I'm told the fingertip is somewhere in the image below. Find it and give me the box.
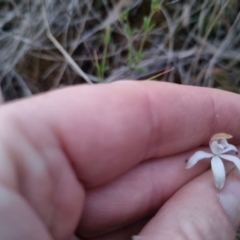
[219,169,240,230]
[137,170,236,240]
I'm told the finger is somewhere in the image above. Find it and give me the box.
[0,127,84,240]
[136,168,240,239]
[77,148,211,237]
[0,186,53,240]
[1,81,240,187]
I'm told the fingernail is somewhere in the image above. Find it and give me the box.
[132,236,141,240]
[218,172,240,230]
[132,236,146,240]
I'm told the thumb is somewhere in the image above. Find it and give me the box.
[135,169,240,240]
[219,168,240,232]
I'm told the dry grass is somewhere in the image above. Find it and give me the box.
[0,0,240,100]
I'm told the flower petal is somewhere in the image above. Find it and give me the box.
[211,133,232,140]
[220,144,238,154]
[220,154,240,170]
[211,156,226,190]
[210,140,223,155]
[186,151,213,169]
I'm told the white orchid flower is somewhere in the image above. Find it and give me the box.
[186,133,240,190]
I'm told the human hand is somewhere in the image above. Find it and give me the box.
[0,81,239,240]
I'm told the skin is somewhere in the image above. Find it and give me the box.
[0,81,239,240]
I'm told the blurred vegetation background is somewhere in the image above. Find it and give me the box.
[0,0,240,239]
[0,0,240,101]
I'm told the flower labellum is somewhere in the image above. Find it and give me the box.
[186,133,240,190]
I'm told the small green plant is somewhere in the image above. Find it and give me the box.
[121,0,161,71]
[94,27,111,82]
[121,8,135,68]
[137,1,159,59]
